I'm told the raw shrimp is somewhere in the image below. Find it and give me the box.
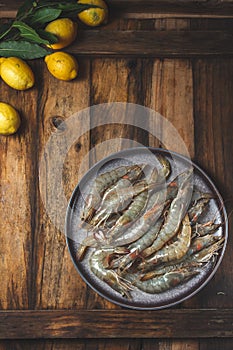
[126,267,200,294]
[77,190,156,259]
[142,169,193,258]
[113,218,164,272]
[100,186,165,243]
[140,261,201,281]
[89,178,134,227]
[156,154,171,181]
[107,198,170,248]
[89,248,133,298]
[90,168,158,228]
[191,188,213,204]
[189,237,224,263]
[139,214,192,270]
[192,221,222,237]
[186,231,223,256]
[140,231,224,281]
[81,164,144,223]
[188,198,210,225]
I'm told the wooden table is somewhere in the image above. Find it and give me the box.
[0,1,233,349]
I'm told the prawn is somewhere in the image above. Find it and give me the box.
[140,231,224,281]
[81,164,144,223]
[77,189,154,260]
[191,188,213,204]
[186,230,223,256]
[89,248,133,298]
[113,218,164,272]
[126,266,199,294]
[139,214,192,271]
[107,198,170,248]
[188,197,210,225]
[90,168,158,228]
[192,221,222,237]
[142,169,193,258]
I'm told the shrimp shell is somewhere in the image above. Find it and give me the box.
[192,221,222,237]
[89,249,133,298]
[114,218,164,272]
[139,214,191,270]
[142,169,193,258]
[126,267,200,294]
[108,198,170,248]
[82,164,144,223]
[188,198,210,225]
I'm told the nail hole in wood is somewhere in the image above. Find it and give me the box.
[51,116,67,131]
[75,142,82,152]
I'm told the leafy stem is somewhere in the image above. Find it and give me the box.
[0,0,101,59]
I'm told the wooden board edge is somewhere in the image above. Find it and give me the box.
[0,309,233,339]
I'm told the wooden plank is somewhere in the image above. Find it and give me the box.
[147,59,194,157]
[171,341,200,350]
[0,61,39,310]
[0,339,143,350]
[145,20,196,349]
[33,59,91,309]
[0,309,233,339]
[65,30,233,57]
[1,0,233,18]
[200,338,233,350]
[192,59,233,309]
[85,18,150,309]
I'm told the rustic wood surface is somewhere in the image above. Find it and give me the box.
[0,309,233,339]
[0,1,233,349]
[1,0,233,18]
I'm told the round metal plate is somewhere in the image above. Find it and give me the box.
[65,147,228,310]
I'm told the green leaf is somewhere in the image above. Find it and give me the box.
[0,40,51,59]
[16,0,36,20]
[37,29,58,44]
[26,8,62,27]
[12,21,50,45]
[29,1,100,13]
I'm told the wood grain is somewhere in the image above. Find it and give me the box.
[0,3,233,350]
[1,0,233,18]
[66,29,233,57]
[0,61,39,310]
[192,59,233,309]
[0,339,143,350]
[33,59,91,310]
[0,309,233,339]
[147,59,194,157]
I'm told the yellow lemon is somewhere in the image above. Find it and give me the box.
[77,0,108,27]
[45,52,78,81]
[1,57,34,90]
[0,57,6,77]
[0,102,21,136]
[45,18,78,50]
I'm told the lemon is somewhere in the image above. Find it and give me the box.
[77,0,108,27]
[0,57,6,77]
[45,18,78,50]
[0,102,21,136]
[1,57,34,90]
[45,52,78,81]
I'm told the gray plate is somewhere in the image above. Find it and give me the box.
[65,147,228,310]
